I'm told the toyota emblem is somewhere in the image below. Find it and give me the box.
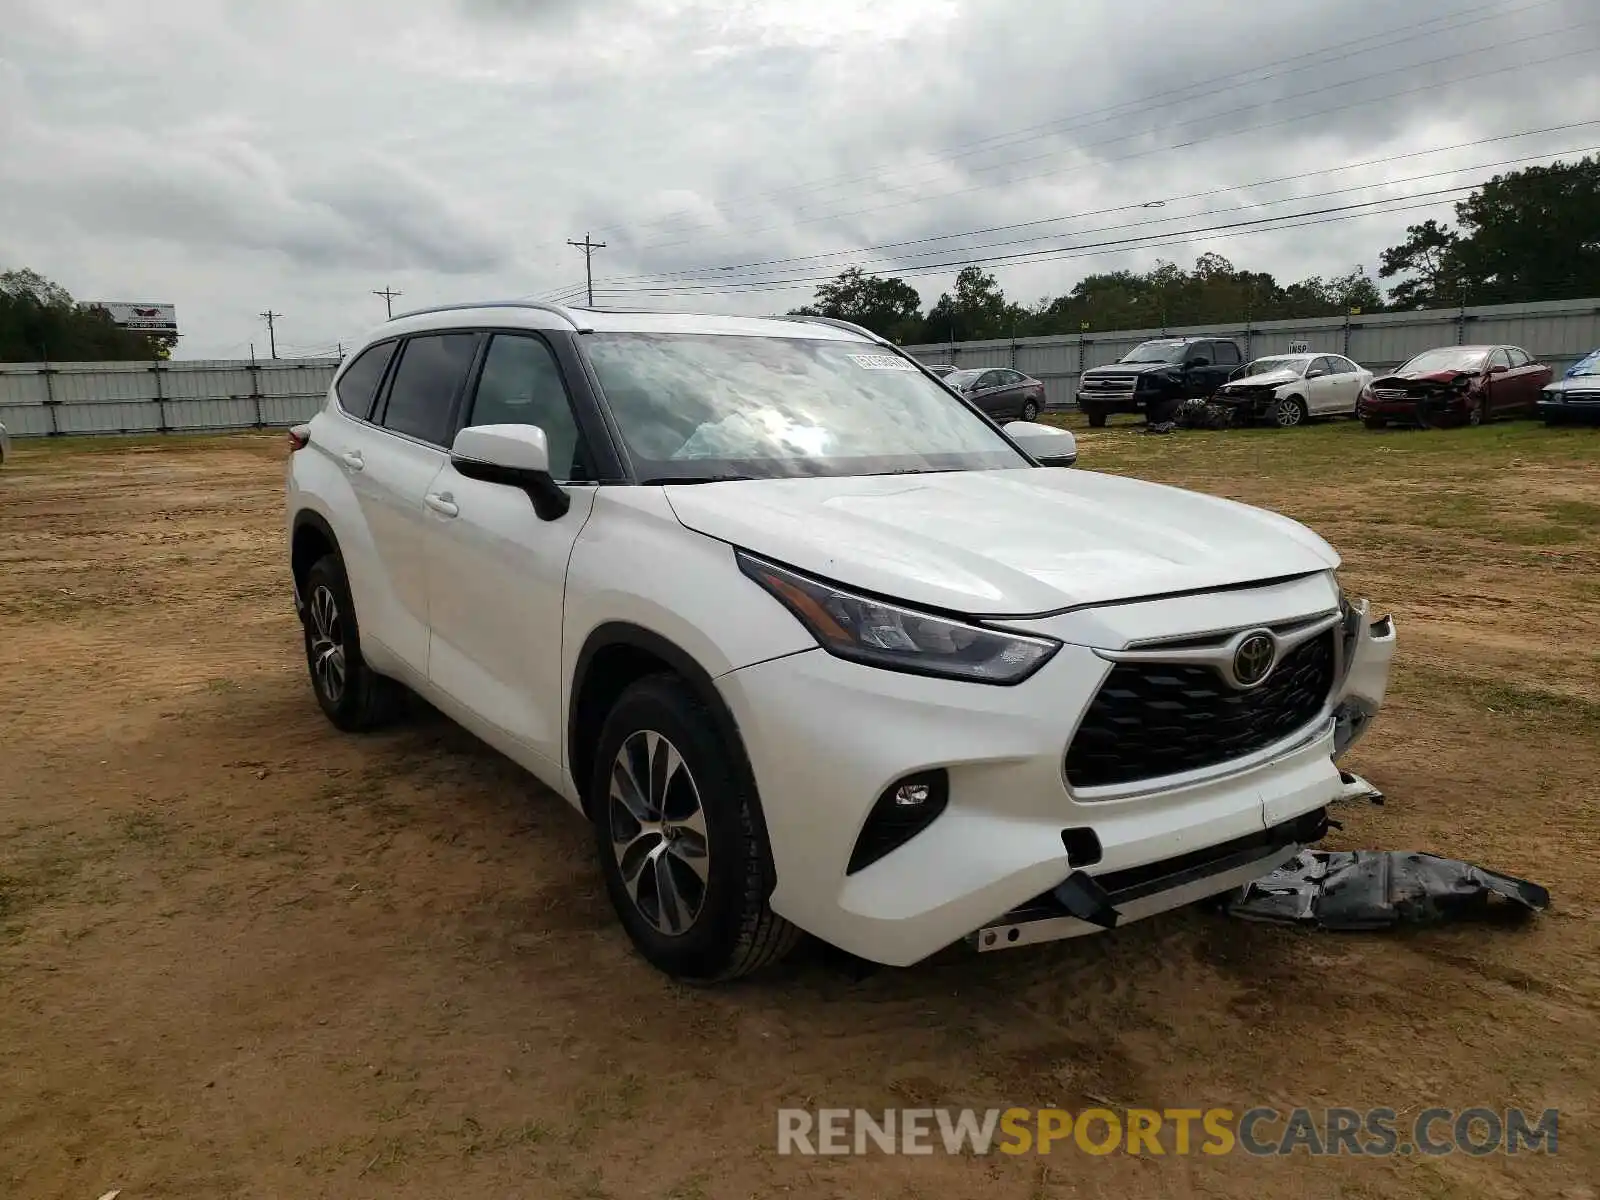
[1231,632,1277,688]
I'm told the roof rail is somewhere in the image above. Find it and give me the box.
[387,300,587,330]
[788,314,890,345]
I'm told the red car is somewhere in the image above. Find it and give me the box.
[1358,345,1552,429]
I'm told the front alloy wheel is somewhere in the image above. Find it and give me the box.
[608,730,710,936]
[1272,395,1306,428]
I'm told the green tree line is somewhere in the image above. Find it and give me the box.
[0,269,175,362]
[792,156,1600,344]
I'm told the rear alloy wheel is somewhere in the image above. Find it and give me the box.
[1021,398,1040,421]
[1271,395,1308,428]
[593,674,799,981]
[301,554,405,732]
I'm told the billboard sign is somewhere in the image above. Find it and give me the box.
[88,301,178,334]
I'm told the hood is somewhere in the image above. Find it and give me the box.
[664,469,1339,616]
[1083,361,1176,376]
[1546,375,1600,393]
[1375,368,1475,387]
[1223,368,1299,390]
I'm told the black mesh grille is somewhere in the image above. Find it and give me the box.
[1065,632,1336,790]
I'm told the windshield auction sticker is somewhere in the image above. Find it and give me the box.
[848,353,919,371]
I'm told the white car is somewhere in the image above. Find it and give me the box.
[1215,353,1374,427]
[285,303,1395,981]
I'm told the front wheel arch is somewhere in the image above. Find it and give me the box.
[569,622,778,897]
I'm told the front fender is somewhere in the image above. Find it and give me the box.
[1332,598,1396,757]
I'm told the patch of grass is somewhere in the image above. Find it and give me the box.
[1497,523,1586,546]
[1396,666,1600,730]
[1542,499,1600,526]
[110,809,172,846]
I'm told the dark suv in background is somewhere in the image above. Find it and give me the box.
[1076,337,1243,426]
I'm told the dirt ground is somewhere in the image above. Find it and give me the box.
[2,420,1598,1199]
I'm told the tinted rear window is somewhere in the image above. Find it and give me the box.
[380,334,480,446]
[336,341,396,419]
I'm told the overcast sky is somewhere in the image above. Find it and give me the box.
[3,0,1598,358]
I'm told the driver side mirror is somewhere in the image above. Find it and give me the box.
[1004,420,1078,467]
[1489,363,1509,374]
[450,423,570,521]
[1305,367,1328,379]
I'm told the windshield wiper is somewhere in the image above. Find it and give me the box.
[639,474,757,485]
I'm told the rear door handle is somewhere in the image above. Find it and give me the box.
[341,451,364,472]
[424,492,459,518]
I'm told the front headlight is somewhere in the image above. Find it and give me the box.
[736,551,1061,685]
[1541,389,1558,403]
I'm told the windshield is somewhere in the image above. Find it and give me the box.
[1400,348,1488,374]
[1118,340,1189,364]
[944,369,985,388]
[1567,349,1600,377]
[1244,356,1309,377]
[581,333,1029,482]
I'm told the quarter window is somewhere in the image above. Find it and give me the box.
[379,334,480,446]
[1211,341,1241,366]
[336,341,396,420]
[466,334,588,482]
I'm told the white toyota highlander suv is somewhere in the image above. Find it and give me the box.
[285,302,1396,981]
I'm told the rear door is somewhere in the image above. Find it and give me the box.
[1326,356,1365,413]
[1504,347,1544,414]
[423,331,596,770]
[352,331,482,676]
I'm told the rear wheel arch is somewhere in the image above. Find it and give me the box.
[569,622,778,896]
[291,510,345,607]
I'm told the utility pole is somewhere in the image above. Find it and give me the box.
[260,311,280,359]
[566,233,606,306]
[373,286,402,319]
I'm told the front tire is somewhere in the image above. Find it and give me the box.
[301,555,405,732]
[1271,395,1308,428]
[1468,396,1487,426]
[592,674,799,981]
[1082,403,1107,428]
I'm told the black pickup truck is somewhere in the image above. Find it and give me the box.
[1076,336,1244,426]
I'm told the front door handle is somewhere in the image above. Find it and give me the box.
[341,451,364,472]
[424,492,459,518]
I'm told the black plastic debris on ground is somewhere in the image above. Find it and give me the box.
[1223,850,1550,930]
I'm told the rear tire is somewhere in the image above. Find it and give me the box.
[301,555,406,732]
[1021,398,1040,422]
[1083,404,1107,428]
[592,674,800,982]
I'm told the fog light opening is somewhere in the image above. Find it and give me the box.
[1061,827,1103,867]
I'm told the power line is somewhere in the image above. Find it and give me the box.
[566,234,607,306]
[619,30,1598,259]
[579,127,1600,290]
[584,0,1537,240]
[593,185,1489,299]
[373,286,403,319]
[259,311,280,359]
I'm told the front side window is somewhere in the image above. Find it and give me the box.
[336,340,396,420]
[1489,348,1513,371]
[580,334,1029,482]
[466,334,587,481]
[1506,347,1532,368]
[380,333,480,446]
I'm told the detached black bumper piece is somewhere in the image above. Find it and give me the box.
[1223,849,1549,929]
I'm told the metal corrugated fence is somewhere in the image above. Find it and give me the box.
[0,358,339,438]
[2,296,1597,435]
[905,297,1600,410]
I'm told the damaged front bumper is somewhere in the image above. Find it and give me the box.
[1332,597,1395,757]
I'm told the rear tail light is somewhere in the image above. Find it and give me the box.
[288,425,310,451]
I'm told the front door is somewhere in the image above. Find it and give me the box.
[424,331,594,770]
